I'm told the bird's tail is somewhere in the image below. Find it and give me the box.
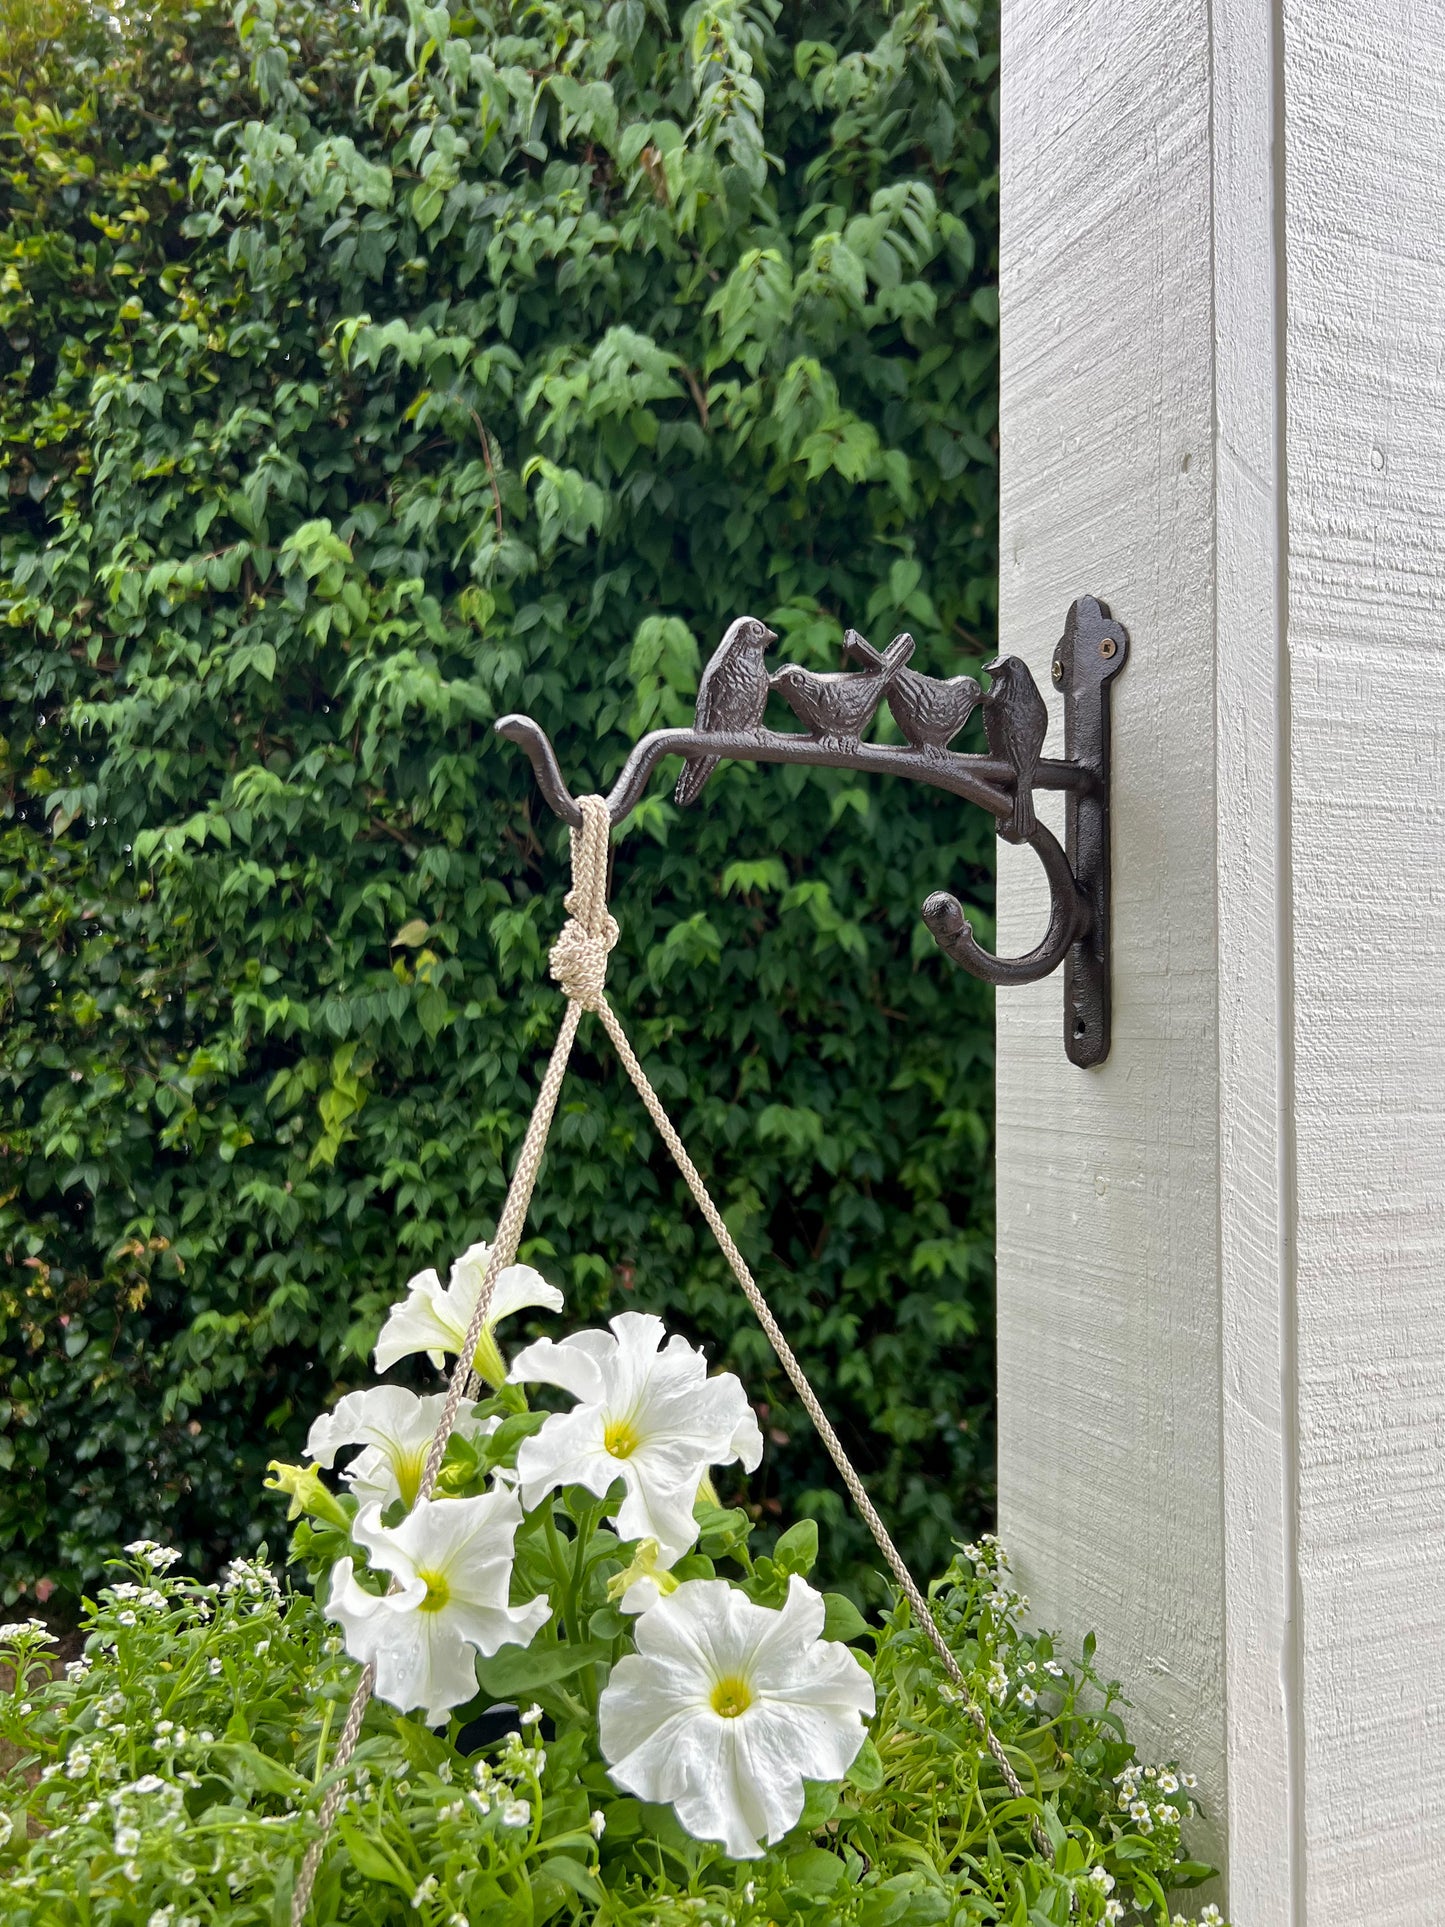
[880,631,915,676]
[842,628,883,670]
[1006,790,1037,842]
[673,755,719,807]
[843,629,914,680]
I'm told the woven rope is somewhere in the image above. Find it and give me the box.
[291,795,1042,1918]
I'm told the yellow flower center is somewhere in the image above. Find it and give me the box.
[415,1568,450,1614]
[603,1414,642,1460]
[394,1448,426,1512]
[710,1676,753,1720]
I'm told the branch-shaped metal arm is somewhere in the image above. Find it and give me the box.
[495,597,1128,1065]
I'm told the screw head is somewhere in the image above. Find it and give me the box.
[1051,659,1064,684]
[1100,637,1118,659]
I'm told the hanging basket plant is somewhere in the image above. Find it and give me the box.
[1,809,1230,1926]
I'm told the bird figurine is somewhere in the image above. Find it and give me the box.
[981,655,1048,841]
[770,631,914,744]
[844,631,981,755]
[673,615,778,806]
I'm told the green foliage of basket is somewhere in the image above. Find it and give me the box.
[0,1539,1227,1926]
[0,0,1001,1604]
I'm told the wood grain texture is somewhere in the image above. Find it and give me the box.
[1000,0,1445,1914]
[1213,0,1300,1917]
[996,0,1226,1869]
[1284,2,1445,1915]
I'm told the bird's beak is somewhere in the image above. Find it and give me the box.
[762,627,778,645]
[982,656,1003,676]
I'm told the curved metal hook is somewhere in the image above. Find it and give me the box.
[495,715,587,828]
[921,821,1089,987]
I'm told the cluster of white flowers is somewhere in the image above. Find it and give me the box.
[0,1617,57,1646]
[124,1540,183,1571]
[303,1240,873,1857]
[220,1556,281,1603]
[1113,1761,1192,1836]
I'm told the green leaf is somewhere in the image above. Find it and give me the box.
[822,1592,869,1642]
[786,1846,848,1895]
[536,1857,603,1905]
[773,1518,819,1576]
[844,1736,884,1791]
[336,1819,413,1892]
[473,1639,610,1699]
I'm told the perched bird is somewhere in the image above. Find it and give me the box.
[673,616,777,806]
[845,631,981,754]
[770,631,914,743]
[982,655,1048,841]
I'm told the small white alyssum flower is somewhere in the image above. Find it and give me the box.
[0,1619,56,1646]
[510,1312,763,1563]
[327,1486,549,1726]
[374,1240,563,1388]
[589,1808,606,1838]
[305,1385,492,1513]
[124,1541,182,1571]
[598,1574,873,1859]
[500,1798,532,1828]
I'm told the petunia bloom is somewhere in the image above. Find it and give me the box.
[305,1385,493,1513]
[326,1488,549,1726]
[509,1311,763,1563]
[374,1240,563,1388]
[598,1575,874,1858]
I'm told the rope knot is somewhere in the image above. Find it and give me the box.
[548,793,618,1010]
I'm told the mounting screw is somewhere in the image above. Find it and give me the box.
[1100,637,1118,659]
[1051,660,1064,684]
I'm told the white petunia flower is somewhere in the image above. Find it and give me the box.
[510,1312,763,1563]
[598,1575,873,1860]
[305,1386,493,1513]
[326,1488,549,1726]
[607,1537,683,1615]
[374,1241,563,1388]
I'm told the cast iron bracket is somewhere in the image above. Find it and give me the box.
[497,595,1128,1067]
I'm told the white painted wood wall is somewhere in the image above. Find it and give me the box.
[996,0,1445,1917]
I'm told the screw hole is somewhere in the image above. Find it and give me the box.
[1073,1018,1087,1037]
[1099,637,1118,660]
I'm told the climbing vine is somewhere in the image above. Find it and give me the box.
[0,0,1000,1604]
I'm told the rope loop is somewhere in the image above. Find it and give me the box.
[548,794,618,1009]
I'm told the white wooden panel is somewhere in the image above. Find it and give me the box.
[1213,0,1300,1916]
[1284,3,1445,1915]
[996,0,1226,1863]
[1000,0,1445,1914]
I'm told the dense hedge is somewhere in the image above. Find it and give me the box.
[0,0,1000,1606]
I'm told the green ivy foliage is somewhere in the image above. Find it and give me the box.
[0,0,1000,1606]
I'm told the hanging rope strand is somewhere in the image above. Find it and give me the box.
[588,991,1042,1832]
[289,806,612,1923]
[292,794,1043,1920]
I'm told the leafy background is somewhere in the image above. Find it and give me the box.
[0,0,1000,1608]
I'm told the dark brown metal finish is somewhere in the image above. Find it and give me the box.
[495,595,1128,1066]
[1050,595,1129,1067]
